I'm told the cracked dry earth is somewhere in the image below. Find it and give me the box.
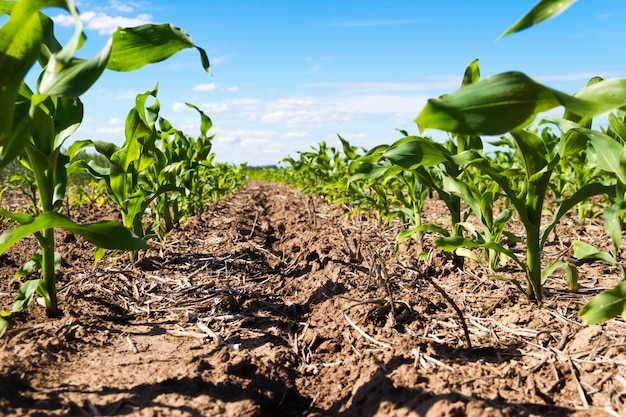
[0,179,625,417]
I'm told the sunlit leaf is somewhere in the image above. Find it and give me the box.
[107,24,210,74]
[570,240,616,265]
[585,128,626,184]
[38,41,111,96]
[435,236,523,268]
[381,136,448,169]
[580,280,626,325]
[417,72,626,136]
[461,58,480,86]
[566,263,579,291]
[0,212,148,255]
[501,0,577,38]
[11,279,42,312]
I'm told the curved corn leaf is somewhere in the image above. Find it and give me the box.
[381,136,448,169]
[10,279,42,313]
[540,182,615,249]
[0,212,148,255]
[607,112,626,142]
[566,263,579,291]
[603,204,626,255]
[435,236,523,268]
[571,240,617,265]
[417,72,626,136]
[186,102,213,137]
[0,207,34,224]
[107,24,210,74]
[37,40,111,96]
[585,127,626,184]
[14,249,60,279]
[580,280,626,325]
[501,0,577,38]
[0,0,53,146]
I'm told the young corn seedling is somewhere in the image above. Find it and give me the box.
[350,134,475,268]
[350,61,485,267]
[0,0,210,336]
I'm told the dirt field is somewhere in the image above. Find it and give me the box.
[0,180,624,416]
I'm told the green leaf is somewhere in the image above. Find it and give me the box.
[461,58,480,86]
[580,280,626,325]
[542,258,565,284]
[0,318,7,338]
[540,182,614,248]
[0,0,46,146]
[510,130,549,177]
[566,263,579,291]
[0,212,149,255]
[501,0,577,38]
[11,279,42,312]
[604,204,625,255]
[607,112,626,142]
[0,207,35,224]
[435,236,523,268]
[37,40,111,96]
[186,102,213,136]
[585,129,626,184]
[570,240,616,265]
[107,24,210,74]
[416,72,560,135]
[455,247,482,265]
[417,72,626,136]
[14,249,61,279]
[94,247,107,263]
[382,136,448,169]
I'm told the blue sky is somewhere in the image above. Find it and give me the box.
[40,0,626,165]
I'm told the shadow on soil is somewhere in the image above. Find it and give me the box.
[314,355,579,417]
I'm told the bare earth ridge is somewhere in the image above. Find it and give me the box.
[0,180,624,416]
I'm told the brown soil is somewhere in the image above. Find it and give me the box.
[0,180,625,417]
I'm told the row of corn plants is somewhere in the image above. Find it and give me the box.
[277,1,626,326]
[68,87,246,260]
[0,0,215,336]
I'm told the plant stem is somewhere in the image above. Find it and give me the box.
[41,227,59,317]
[25,147,60,316]
[450,194,465,269]
[525,222,542,302]
[525,170,551,302]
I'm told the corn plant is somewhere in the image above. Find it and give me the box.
[69,87,178,257]
[349,62,489,267]
[414,55,626,305]
[153,103,244,224]
[0,0,210,336]
[72,89,245,256]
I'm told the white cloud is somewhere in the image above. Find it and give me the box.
[172,102,188,113]
[107,117,123,125]
[534,70,626,83]
[193,83,217,92]
[242,138,271,146]
[109,0,135,13]
[96,126,124,134]
[281,132,309,139]
[224,86,239,93]
[200,103,229,113]
[52,11,152,35]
